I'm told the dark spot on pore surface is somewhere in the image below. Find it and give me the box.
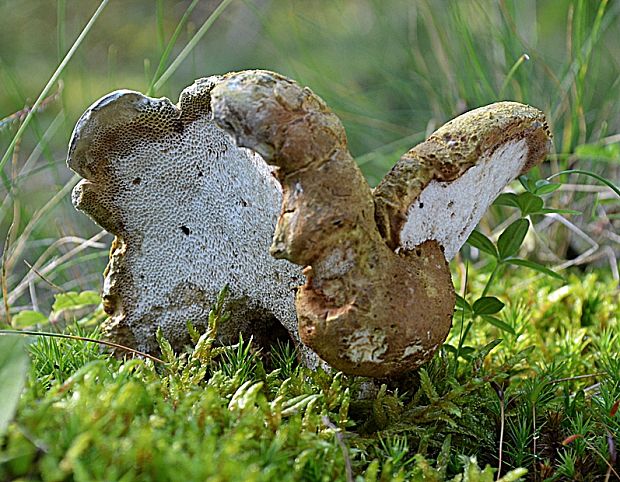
[419,202,424,208]
[180,225,191,235]
[132,177,141,185]
[173,120,184,133]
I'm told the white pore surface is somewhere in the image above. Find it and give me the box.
[114,116,305,345]
[399,139,528,260]
[71,88,309,357]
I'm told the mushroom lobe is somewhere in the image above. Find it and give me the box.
[374,102,552,258]
[212,71,551,377]
[211,70,456,377]
[66,77,314,364]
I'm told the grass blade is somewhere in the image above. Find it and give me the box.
[0,330,165,364]
[547,169,620,197]
[500,53,530,97]
[0,336,29,436]
[0,0,109,173]
[152,0,234,93]
[147,0,201,96]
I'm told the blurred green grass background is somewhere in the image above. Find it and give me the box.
[1,0,618,315]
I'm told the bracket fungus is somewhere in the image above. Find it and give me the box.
[66,77,309,360]
[211,70,552,377]
[67,69,551,378]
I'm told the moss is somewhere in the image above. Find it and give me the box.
[1,270,618,481]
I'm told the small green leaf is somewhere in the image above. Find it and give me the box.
[534,182,561,195]
[458,346,476,356]
[493,193,520,208]
[459,346,476,360]
[518,175,536,193]
[156,327,176,364]
[473,296,505,315]
[11,310,47,329]
[516,192,544,217]
[498,219,529,259]
[506,258,565,280]
[52,291,101,312]
[443,344,457,354]
[418,368,439,402]
[455,294,472,313]
[0,336,30,436]
[466,230,498,258]
[503,346,535,368]
[436,435,452,479]
[481,315,516,335]
[474,339,503,362]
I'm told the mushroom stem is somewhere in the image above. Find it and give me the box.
[212,71,455,377]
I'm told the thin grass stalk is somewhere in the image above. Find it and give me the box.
[499,54,530,98]
[496,386,505,481]
[1,223,14,326]
[0,0,109,174]
[0,329,165,364]
[56,0,66,62]
[0,111,66,221]
[156,0,165,54]
[147,0,201,96]
[6,231,107,310]
[152,0,234,92]
[553,0,612,148]
[548,170,620,197]
[6,175,80,271]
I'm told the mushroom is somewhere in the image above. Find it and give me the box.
[374,102,553,259]
[66,77,314,364]
[211,70,551,377]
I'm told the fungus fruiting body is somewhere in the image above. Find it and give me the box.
[68,70,551,378]
[211,70,551,377]
[374,102,552,259]
[67,78,311,363]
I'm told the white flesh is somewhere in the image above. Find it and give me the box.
[399,139,528,260]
